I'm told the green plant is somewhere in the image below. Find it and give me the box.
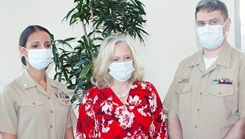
[52,0,149,104]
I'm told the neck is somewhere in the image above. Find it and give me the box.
[27,67,47,91]
[203,40,227,58]
[111,80,130,87]
[110,80,132,95]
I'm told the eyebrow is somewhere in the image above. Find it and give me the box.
[197,18,219,22]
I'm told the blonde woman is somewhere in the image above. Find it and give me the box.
[76,35,168,139]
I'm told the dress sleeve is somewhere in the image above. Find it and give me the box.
[76,89,96,139]
[149,83,168,139]
[0,85,18,134]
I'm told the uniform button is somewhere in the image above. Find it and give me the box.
[197,108,200,111]
[195,125,198,128]
[200,92,202,95]
[51,110,53,113]
[47,97,51,99]
[50,125,53,128]
[32,102,36,105]
[219,92,221,95]
[24,84,27,87]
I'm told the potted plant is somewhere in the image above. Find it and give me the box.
[52,0,149,105]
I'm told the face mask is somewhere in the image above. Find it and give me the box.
[197,21,227,50]
[25,49,53,70]
[109,60,135,82]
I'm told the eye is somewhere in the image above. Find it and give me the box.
[112,58,118,62]
[197,22,206,27]
[31,45,38,48]
[46,44,52,48]
[209,20,218,25]
[124,56,132,61]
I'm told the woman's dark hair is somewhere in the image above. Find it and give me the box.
[19,25,51,65]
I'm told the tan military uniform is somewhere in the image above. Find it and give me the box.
[0,69,77,139]
[164,43,245,139]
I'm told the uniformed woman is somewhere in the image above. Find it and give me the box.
[0,25,77,139]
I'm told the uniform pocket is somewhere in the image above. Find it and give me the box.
[207,85,234,116]
[175,83,192,112]
[19,100,46,126]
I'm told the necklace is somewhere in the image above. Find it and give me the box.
[114,89,130,98]
[111,84,132,99]
[111,83,132,99]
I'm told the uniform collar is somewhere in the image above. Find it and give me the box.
[20,69,57,90]
[187,43,231,69]
[21,69,37,89]
[187,50,203,68]
[215,43,231,68]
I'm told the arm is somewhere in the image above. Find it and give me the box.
[223,118,245,139]
[168,111,183,139]
[0,132,17,139]
[64,127,75,139]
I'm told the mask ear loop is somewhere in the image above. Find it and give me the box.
[23,48,31,64]
[23,48,29,58]
[223,19,228,38]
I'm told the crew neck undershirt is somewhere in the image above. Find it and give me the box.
[203,55,218,70]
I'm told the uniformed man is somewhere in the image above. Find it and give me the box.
[163,0,245,139]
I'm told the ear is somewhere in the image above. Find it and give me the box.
[224,18,231,32]
[19,46,26,57]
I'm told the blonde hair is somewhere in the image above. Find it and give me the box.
[92,35,144,89]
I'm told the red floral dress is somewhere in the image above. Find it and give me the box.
[76,81,168,139]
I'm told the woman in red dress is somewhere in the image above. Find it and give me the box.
[76,35,168,139]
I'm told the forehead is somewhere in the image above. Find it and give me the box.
[27,30,50,43]
[196,9,224,22]
[113,42,131,55]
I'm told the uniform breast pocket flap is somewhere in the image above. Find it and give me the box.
[208,85,234,97]
[175,83,192,94]
[175,83,192,112]
[21,100,45,107]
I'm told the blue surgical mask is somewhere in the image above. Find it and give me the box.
[25,49,53,70]
[109,60,134,82]
[197,21,227,50]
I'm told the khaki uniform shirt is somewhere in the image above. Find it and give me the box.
[0,69,77,139]
[164,43,245,139]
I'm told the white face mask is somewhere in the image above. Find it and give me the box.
[109,60,135,82]
[25,49,53,70]
[197,21,227,50]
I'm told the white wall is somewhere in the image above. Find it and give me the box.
[0,0,235,102]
